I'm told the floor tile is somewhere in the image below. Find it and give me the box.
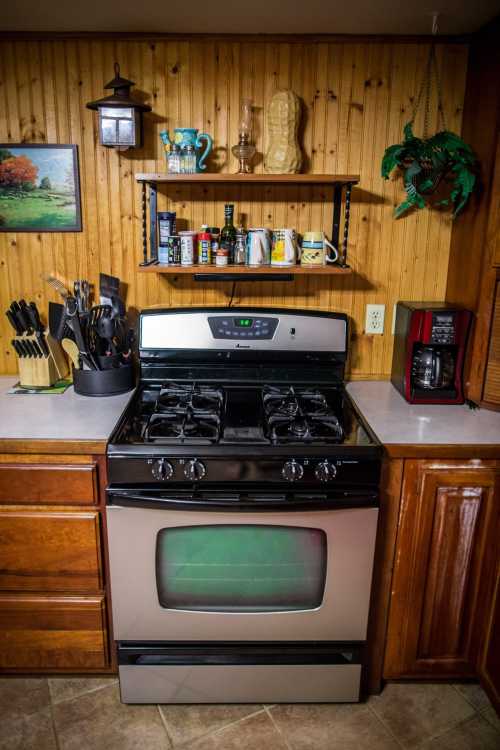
[0,678,50,721]
[0,707,57,750]
[369,683,476,749]
[269,702,400,750]
[188,711,289,750]
[159,703,264,746]
[52,684,170,750]
[48,676,118,704]
[453,682,492,711]
[418,714,500,749]
[481,705,500,733]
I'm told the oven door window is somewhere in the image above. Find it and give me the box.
[156,524,327,612]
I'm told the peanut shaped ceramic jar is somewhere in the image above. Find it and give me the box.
[265,89,302,173]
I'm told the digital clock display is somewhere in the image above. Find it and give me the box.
[234,318,253,327]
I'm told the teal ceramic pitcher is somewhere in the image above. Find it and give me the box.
[160,128,212,172]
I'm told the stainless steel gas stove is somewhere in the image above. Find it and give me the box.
[106,308,381,704]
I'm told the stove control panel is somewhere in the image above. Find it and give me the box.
[208,316,278,340]
[151,459,174,481]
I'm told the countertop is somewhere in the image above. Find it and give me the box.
[0,376,133,454]
[347,381,500,458]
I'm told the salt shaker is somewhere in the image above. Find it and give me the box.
[234,227,247,265]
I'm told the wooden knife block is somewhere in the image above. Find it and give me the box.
[15,333,69,388]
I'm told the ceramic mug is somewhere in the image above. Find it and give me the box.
[300,232,339,266]
[246,228,271,266]
[271,228,301,266]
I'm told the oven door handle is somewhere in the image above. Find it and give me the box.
[107,489,378,511]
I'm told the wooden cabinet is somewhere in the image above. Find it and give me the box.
[0,454,114,674]
[479,559,500,713]
[384,461,500,679]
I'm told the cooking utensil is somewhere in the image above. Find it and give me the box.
[42,274,70,299]
[10,301,30,334]
[65,296,96,370]
[26,302,50,357]
[96,315,117,355]
[62,338,80,370]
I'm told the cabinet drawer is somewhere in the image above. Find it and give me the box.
[0,508,102,591]
[0,464,98,505]
[0,594,108,670]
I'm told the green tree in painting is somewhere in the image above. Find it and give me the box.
[0,155,38,194]
[0,149,13,164]
[40,176,52,190]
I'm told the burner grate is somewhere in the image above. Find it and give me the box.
[262,385,344,444]
[143,382,224,444]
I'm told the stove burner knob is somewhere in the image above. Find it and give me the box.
[282,460,304,482]
[315,461,337,482]
[184,459,206,481]
[151,459,174,481]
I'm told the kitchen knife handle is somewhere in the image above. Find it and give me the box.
[6,309,23,335]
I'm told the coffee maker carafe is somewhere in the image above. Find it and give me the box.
[391,302,472,404]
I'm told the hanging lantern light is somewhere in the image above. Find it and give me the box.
[86,63,151,150]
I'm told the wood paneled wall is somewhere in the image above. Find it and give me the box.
[0,37,468,377]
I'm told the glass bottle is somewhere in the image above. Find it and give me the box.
[179,146,187,174]
[234,227,247,265]
[220,204,236,264]
[184,145,197,174]
[168,144,181,174]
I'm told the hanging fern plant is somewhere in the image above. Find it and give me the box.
[381,46,478,219]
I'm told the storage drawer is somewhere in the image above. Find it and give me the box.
[0,508,102,591]
[0,463,98,505]
[0,593,109,670]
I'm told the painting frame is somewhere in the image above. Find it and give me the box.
[0,143,82,233]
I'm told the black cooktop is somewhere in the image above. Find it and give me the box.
[113,381,374,449]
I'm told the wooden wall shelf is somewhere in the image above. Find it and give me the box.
[139,264,352,276]
[135,173,360,184]
[136,172,359,274]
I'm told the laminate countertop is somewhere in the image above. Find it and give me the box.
[0,376,134,454]
[347,381,500,458]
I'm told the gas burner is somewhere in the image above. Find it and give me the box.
[157,382,224,413]
[263,385,344,444]
[141,382,224,443]
[144,408,221,443]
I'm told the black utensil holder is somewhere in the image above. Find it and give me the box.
[73,364,134,397]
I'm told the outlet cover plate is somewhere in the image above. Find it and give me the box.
[366,304,385,335]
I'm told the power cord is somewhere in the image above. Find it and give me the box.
[228,281,237,307]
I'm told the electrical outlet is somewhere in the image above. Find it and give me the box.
[365,304,385,335]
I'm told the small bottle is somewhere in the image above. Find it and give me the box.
[179,146,187,174]
[233,227,247,265]
[220,204,236,264]
[168,144,181,174]
[197,231,212,265]
[185,144,197,174]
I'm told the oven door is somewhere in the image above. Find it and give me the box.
[106,489,378,643]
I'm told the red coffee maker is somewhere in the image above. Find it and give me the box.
[391,302,472,405]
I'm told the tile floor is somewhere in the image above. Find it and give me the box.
[0,677,498,750]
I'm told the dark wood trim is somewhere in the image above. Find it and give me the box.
[0,439,108,455]
[364,458,404,694]
[383,444,500,460]
[0,31,472,44]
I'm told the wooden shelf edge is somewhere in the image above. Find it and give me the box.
[138,265,353,275]
[135,173,360,184]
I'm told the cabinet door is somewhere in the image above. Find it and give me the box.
[384,460,500,678]
[0,508,102,591]
[478,558,500,713]
[0,463,98,505]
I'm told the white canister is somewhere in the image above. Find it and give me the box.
[179,231,197,266]
[246,229,271,266]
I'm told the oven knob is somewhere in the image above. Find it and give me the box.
[282,460,304,482]
[184,459,206,481]
[151,459,174,481]
[315,461,337,482]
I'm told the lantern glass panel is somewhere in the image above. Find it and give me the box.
[118,119,135,145]
[101,106,133,118]
[101,117,118,145]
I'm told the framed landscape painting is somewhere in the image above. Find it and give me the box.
[0,144,82,232]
